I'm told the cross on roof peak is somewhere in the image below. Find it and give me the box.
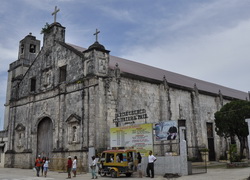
[52,6,60,23]
[93,29,100,42]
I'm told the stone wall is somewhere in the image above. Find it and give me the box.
[50,151,88,172]
[0,132,8,168]
[106,74,229,159]
[5,61,232,169]
[3,21,240,169]
[13,152,33,169]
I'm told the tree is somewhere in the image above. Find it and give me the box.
[214,100,250,159]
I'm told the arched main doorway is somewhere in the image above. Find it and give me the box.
[37,117,53,158]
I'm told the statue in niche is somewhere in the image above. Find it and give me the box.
[15,123,25,149]
[72,126,77,142]
[87,60,94,74]
[18,132,24,148]
[99,59,106,73]
[42,71,51,87]
[66,114,81,144]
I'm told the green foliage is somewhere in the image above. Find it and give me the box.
[215,100,250,139]
[199,148,209,152]
[215,100,250,159]
[187,156,199,162]
[41,23,51,34]
[229,144,241,162]
[219,155,227,160]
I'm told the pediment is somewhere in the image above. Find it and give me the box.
[66,114,81,124]
[15,123,25,131]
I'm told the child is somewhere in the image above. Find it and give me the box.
[43,157,49,178]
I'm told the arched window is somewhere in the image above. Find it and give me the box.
[30,44,36,53]
[21,44,24,54]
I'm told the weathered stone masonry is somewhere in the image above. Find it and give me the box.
[2,20,248,169]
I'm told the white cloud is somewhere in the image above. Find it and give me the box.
[122,19,250,92]
[96,6,137,23]
[0,45,18,72]
[0,0,250,130]
[0,74,7,130]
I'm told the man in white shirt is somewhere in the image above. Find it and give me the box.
[91,156,98,179]
[146,150,156,178]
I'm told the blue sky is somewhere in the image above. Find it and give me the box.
[1,0,250,130]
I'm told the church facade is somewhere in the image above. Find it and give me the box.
[2,18,249,169]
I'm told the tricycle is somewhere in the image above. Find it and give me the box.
[97,149,138,178]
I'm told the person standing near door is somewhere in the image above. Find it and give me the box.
[41,156,45,176]
[35,155,42,177]
[146,150,157,178]
[43,157,49,177]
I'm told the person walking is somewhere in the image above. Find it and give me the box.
[90,156,98,179]
[43,157,49,177]
[72,156,77,177]
[41,156,45,176]
[137,152,142,178]
[67,156,73,179]
[34,155,42,177]
[146,150,157,178]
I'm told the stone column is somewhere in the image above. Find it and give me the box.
[191,85,203,148]
[245,118,250,158]
[179,127,188,175]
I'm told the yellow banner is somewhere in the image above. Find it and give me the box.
[110,124,153,157]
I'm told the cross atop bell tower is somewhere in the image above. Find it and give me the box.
[52,6,60,23]
[42,6,65,48]
[93,29,100,42]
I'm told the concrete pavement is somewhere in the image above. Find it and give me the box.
[0,167,250,180]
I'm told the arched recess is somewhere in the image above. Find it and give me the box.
[37,117,53,158]
[66,114,81,144]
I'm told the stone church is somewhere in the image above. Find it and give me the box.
[1,11,249,169]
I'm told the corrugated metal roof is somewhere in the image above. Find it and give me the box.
[67,43,248,100]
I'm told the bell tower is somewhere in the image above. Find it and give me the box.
[18,33,40,61]
[83,29,110,77]
[4,33,40,129]
[42,22,65,48]
[42,6,65,49]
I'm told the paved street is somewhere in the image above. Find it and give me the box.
[0,167,250,180]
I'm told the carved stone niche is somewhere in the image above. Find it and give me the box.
[98,58,107,74]
[15,123,26,149]
[41,69,52,88]
[66,114,81,144]
[86,59,95,75]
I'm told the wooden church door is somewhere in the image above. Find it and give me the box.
[37,117,53,157]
